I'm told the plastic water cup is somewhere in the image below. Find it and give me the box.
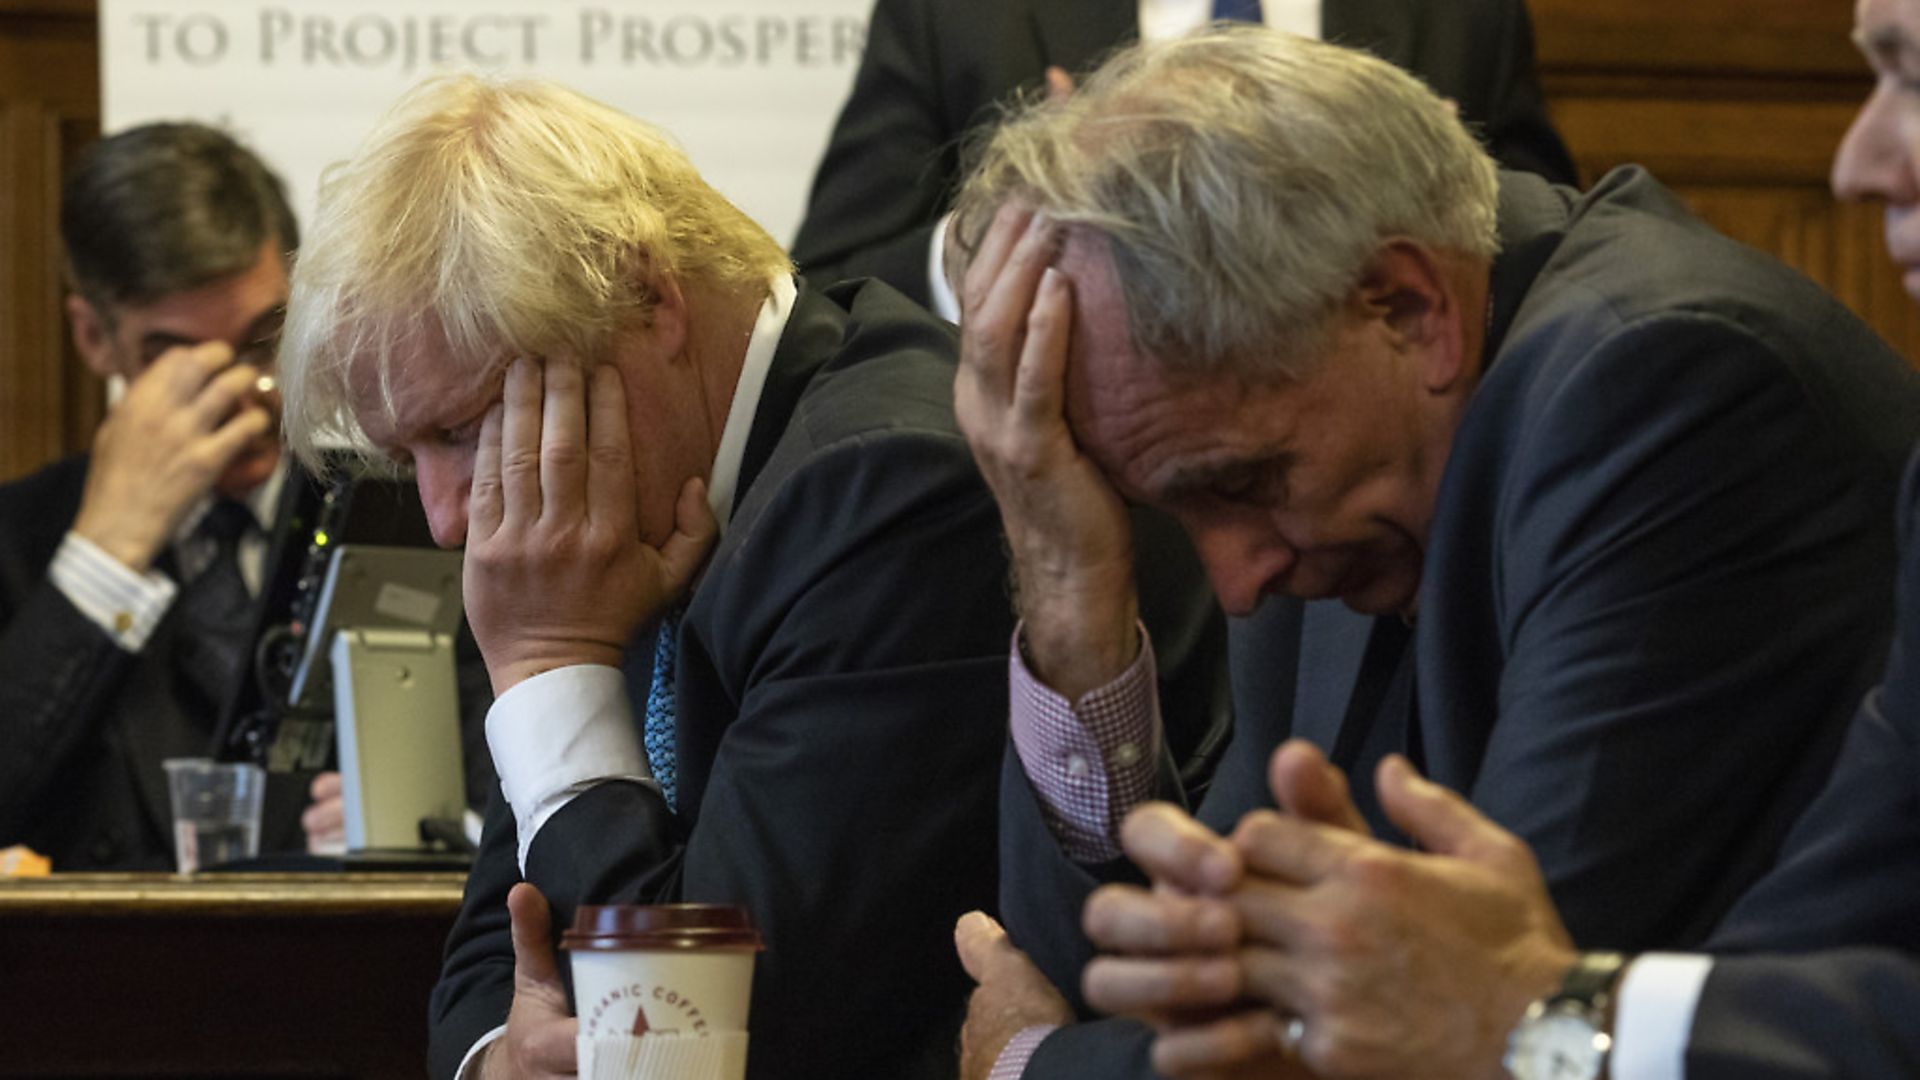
[162,758,265,873]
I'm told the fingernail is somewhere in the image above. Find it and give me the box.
[1382,755,1418,787]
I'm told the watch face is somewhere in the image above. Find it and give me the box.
[1506,1010,1608,1080]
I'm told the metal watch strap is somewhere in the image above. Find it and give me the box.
[1552,951,1630,1014]
[1504,951,1634,1080]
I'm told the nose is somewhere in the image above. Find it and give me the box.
[412,448,472,548]
[1182,514,1297,617]
[1834,82,1920,205]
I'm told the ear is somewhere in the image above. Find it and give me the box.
[1352,240,1467,395]
[643,269,690,361]
[65,294,122,379]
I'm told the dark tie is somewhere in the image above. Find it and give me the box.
[172,499,257,722]
[1330,616,1417,845]
[643,612,681,810]
[1212,0,1263,23]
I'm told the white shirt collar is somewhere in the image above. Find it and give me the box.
[705,274,798,536]
[1136,0,1321,41]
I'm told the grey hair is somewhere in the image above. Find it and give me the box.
[953,25,1501,377]
[278,74,791,469]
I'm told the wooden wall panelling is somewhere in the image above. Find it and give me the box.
[0,0,100,485]
[1529,0,1920,362]
[1530,0,1862,79]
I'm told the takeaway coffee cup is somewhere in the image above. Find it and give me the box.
[563,904,763,1080]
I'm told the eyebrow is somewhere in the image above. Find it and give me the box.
[136,304,287,357]
[138,331,199,357]
[1154,453,1287,503]
[243,305,288,340]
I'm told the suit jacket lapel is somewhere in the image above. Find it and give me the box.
[736,280,842,509]
[1030,0,1139,75]
[1321,0,1414,67]
[1290,600,1373,756]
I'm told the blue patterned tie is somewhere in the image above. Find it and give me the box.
[643,612,681,810]
[1212,0,1263,22]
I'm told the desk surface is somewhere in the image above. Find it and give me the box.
[0,873,467,1079]
[0,871,467,917]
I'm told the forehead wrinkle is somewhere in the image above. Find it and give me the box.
[1079,370,1275,504]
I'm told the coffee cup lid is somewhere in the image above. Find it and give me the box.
[562,904,764,952]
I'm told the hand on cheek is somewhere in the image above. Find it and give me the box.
[463,359,717,696]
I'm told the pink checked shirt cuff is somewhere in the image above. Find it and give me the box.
[1007,621,1162,864]
[989,1024,1059,1080]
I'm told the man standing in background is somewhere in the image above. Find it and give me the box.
[794,0,1574,318]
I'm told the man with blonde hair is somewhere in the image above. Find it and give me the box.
[279,75,1014,1080]
[940,26,1920,1079]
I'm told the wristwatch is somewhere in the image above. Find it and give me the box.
[1503,951,1630,1080]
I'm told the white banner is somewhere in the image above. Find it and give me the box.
[101,0,873,246]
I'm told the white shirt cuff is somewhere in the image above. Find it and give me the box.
[1612,953,1714,1080]
[927,213,961,323]
[455,1024,506,1080]
[484,664,652,871]
[49,531,178,652]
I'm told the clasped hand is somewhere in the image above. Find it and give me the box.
[464,358,716,696]
[1082,742,1578,1080]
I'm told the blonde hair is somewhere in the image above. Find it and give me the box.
[280,74,790,465]
[953,26,1500,377]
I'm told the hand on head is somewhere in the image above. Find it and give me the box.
[1084,741,1577,1080]
[952,202,1139,699]
[463,358,718,696]
[70,342,275,573]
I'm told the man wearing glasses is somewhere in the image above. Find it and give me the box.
[0,122,308,870]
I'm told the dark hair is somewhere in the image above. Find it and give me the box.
[60,122,299,311]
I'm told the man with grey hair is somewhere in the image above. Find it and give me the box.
[943,26,1920,1079]
[278,75,1014,1080]
[1065,2,1920,1075]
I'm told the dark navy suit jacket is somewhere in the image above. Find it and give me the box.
[0,456,315,869]
[1677,454,1920,1078]
[999,168,1920,1077]
[428,280,1016,1080]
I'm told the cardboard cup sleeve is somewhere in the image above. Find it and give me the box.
[577,1031,750,1080]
